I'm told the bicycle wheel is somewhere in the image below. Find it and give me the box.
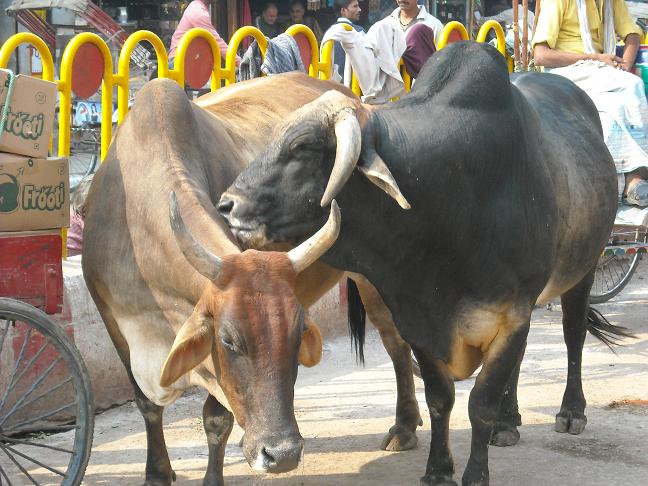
[590,251,641,304]
[0,298,94,485]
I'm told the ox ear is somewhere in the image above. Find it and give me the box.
[160,310,213,387]
[358,149,411,210]
[299,316,323,367]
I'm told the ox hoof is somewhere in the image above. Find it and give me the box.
[381,424,418,451]
[143,470,176,486]
[489,423,520,447]
[420,474,458,486]
[555,411,587,435]
[143,479,172,486]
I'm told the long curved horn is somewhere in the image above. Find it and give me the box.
[320,109,362,207]
[169,192,222,281]
[288,200,341,273]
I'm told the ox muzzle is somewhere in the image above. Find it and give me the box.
[244,432,304,473]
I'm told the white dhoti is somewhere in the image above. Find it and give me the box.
[548,61,648,196]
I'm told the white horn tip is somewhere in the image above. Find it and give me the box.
[329,199,341,234]
[398,197,412,210]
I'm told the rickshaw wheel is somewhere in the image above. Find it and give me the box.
[0,298,94,485]
[590,251,641,304]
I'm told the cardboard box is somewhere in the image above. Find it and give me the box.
[0,69,57,158]
[0,153,69,231]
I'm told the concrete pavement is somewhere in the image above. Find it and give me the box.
[73,264,648,485]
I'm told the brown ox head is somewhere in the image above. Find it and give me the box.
[159,192,340,473]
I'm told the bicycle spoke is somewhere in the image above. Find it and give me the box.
[0,444,40,484]
[0,337,54,417]
[0,460,15,486]
[1,378,73,428]
[6,401,77,432]
[1,442,64,477]
[0,436,73,454]
[0,327,33,413]
[0,357,64,427]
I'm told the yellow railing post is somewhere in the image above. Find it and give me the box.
[285,24,319,77]
[173,27,224,91]
[437,21,469,50]
[400,59,412,92]
[319,38,334,80]
[0,33,56,154]
[59,33,114,162]
[0,33,55,81]
[476,20,506,56]
[225,26,268,85]
[116,31,168,124]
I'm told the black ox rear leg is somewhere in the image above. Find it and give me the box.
[413,347,457,486]
[489,344,524,447]
[202,394,234,485]
[463,320,530,486]
[555,271,594,435]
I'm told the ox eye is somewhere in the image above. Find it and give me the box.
[220,334,240,354]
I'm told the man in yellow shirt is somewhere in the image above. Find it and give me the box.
[532,0,648,206]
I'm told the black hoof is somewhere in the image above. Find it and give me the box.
[381,424,418,451]
[143,480,172,486]
[421,473,458,486]
[462,479,489,486]
[489,423,520,447]
[143,469,176,486]
[555,410,587,435]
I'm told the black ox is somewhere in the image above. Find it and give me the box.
[218,42,625,485]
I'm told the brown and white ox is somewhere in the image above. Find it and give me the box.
[82,74,421,485]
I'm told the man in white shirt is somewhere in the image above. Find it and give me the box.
[387,0,443,47]
[327,0,365,79]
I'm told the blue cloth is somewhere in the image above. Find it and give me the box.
[333,18,364,80]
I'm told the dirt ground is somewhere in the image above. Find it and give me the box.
[14,266,648,485]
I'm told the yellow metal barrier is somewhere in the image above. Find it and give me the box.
[476,20,506,56]
[225,26,267,85]
[117,31,168,124]
[285,24,319,76]
[400,60,412,93]
[437,21,470,50]
[0,32,56,154]
[319,37,334,81]
[59,33,114,162]
[173,27,224,90]
[0,32,55,82]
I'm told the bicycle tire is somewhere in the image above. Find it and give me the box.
[0,298,94,486]
[590,251,641,304]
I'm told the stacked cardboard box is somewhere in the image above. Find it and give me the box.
[0,68,69,232]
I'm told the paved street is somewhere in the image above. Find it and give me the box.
[24,265,648,485]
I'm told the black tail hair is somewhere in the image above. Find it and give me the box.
[346,278,366,364]
[586,307,637,353]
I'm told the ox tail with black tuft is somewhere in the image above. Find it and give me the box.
[586,307,636,352]
[347,278,366,365]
